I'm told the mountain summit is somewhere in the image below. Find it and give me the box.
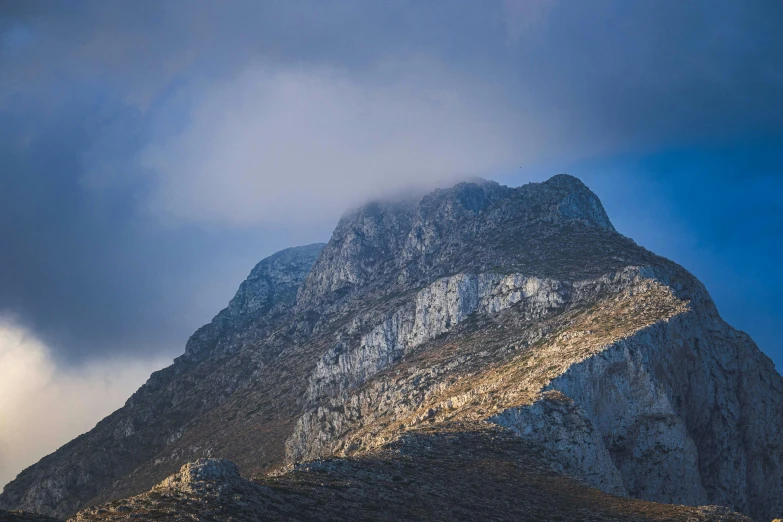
[2,175,781,521]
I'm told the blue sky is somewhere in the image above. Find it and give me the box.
[0,0,781,486]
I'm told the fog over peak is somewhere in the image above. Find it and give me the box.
[138,60,520,227]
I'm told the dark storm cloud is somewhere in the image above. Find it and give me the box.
[513,0,783,147]
[0,0,782,364]
[0,91,328,361]
[7,1,780,136]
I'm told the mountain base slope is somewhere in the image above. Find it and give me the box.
[0,511,59,522]
[71,424,750,522]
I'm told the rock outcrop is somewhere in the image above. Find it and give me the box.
[2,175,781,521]
[70,459,276,522]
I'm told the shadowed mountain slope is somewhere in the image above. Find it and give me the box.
[70,426,750,522]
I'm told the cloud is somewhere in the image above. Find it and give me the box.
[502,0,556,42]
[139,61,522,227]
[0,317,169,489]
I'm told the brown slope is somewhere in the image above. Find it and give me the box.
[70,426,750,522]
[0,511,59,522]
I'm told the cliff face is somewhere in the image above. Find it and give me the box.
[2,175,781,521]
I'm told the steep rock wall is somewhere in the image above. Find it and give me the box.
[491,390,628,496]
[290,267,678,463]
[495,305,783,521]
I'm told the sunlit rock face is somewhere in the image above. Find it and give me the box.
[2,175,781,522]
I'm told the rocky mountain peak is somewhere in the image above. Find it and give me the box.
[541,173,615,231]
[226,243,326,318]
[181,243,324,361]
[2,174,781,522]
[297,174,616,307]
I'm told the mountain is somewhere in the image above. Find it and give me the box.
[1,175,781,521]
